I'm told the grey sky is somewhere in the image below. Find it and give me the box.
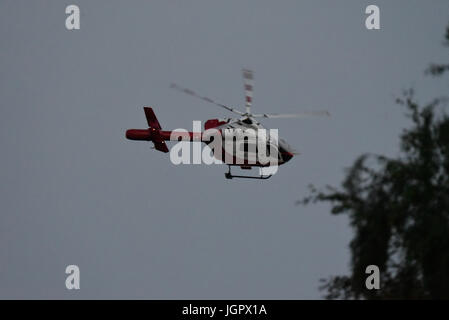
[1,1,448,299]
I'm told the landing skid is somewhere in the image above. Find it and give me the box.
[224,166,272,180]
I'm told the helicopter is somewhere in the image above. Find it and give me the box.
[126,69,330,179]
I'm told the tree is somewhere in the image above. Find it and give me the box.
[299,24,449,299]
[427,24,449,76]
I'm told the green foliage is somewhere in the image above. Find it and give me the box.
[299,24,449,300]
[426,24,449,76]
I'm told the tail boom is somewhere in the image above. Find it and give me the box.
[125,129,203,142]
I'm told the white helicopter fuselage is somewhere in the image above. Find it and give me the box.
[204,116,295,167]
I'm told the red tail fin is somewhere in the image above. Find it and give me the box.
[144,107,162,130]
[144,107,169,153]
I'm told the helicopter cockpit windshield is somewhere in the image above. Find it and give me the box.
[279,138,295,154]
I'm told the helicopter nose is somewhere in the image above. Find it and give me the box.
[282,152,294,162]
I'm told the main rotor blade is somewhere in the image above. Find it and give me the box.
[251,111,330,119]
[242,68,254,115]
[170,83,245,115]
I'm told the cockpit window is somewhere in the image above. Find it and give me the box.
[279,138,294,153]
